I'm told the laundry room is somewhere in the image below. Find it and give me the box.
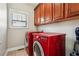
[0,2,79,56]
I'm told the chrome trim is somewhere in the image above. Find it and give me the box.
[33,41,44,56]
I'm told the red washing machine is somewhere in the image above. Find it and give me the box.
[33,33,66,56]
[27,32,43,56]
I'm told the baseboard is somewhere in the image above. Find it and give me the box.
[7,45,25,52]
[4,50,8,56]
[4,45,25,56]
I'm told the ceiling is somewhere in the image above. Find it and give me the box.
[8,3,38,9]
[25,3,38,9]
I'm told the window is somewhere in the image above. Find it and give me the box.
[9,8,28,28]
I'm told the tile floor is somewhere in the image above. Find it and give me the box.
[7,48,28,56]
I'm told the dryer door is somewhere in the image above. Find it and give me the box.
[33,41,44,56]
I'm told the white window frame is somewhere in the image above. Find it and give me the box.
[8,8,28,28]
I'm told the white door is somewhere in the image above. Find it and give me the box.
[0,3,7,55]
[33,41,44,56]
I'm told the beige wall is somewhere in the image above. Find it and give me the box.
[38,19,79,55]
[7,3,37,48]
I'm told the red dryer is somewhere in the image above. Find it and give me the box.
[33,33,66,56]
[27,32,43,56]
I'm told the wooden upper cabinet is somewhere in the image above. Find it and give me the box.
[53,3,64,21]
[44,3,53,23]
[34,3,64,25]
[34,3,79,25]
[34,5,41,25]
[65,3,79,18]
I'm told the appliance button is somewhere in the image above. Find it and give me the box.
[36,36,39,39]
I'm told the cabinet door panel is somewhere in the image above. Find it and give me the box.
[34,9,37,25]
[53,3,64,21]
[44,3,53,23]
[65,3,79,17]
[40,3,45,24]
[34,5,41,25]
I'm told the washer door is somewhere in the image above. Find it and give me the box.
[33,41,44,56]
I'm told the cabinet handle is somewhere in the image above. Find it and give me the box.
[45,18,51,23]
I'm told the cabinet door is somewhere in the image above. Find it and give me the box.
[65,3,79,18]
[40,3,45,24]
[44,3,53,23]
[53,3,64,22]
[0,4,7,55]
[34,5,41,25]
